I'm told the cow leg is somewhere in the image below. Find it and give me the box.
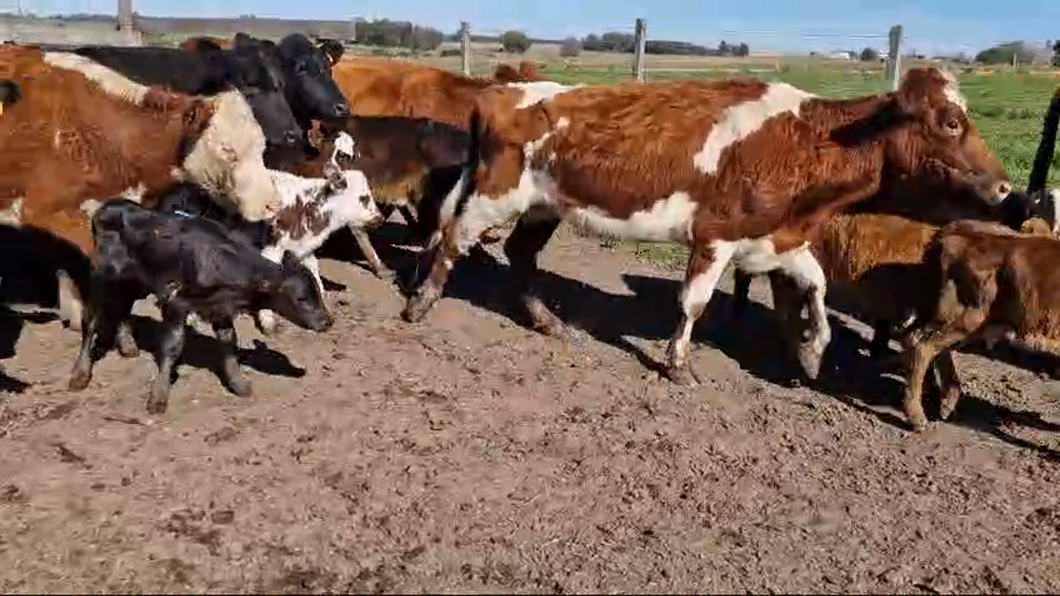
[351,226,394,280]
[56,269,84,332]
[902,326,967,432]
[402,191,530,323]
[503,210,562,335]
[731,270,755,319]
[775,248,832,381]
[112,282,141,358]
[213,318,251,397]
[935,350,962,421]
[665,242,736,386]
[146,304,189,415]
[254,245,285,336]
[398,204,418,226]
[68,273,111,391]
[869,321,893,359]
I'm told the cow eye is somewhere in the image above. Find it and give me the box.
[944,119,962,135]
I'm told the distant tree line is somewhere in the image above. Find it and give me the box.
[576,31,748,56]
[353,18,445,51]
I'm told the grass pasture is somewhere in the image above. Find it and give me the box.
[371,49,1059,269]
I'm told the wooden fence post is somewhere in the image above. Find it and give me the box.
[885,24,903,90]
[633,18,646,81]
[460,21,471,76]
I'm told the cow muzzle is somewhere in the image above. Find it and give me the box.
[976,177,1012,205]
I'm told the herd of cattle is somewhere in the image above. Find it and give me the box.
[0,32,1058,432]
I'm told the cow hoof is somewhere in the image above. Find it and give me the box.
[401,285,441,323]
[63,314,83,333]
[68,368,91,391]
[797,341,826,381]
[255,313,280,336]
[939,391,960,421]
[908,418,929,433]
[224,366,253,394]
[117,334,140,359]
[665,364,700,387]
[145,386,170,415]
[226,376,253,398]
[526,298,564,336]
[374,267,397,281]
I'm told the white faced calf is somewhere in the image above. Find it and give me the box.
[256,132,383,334]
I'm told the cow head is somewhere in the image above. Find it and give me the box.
[875,67,1012,208]
[268,250,334,332]
[179,91,282,223]
[216,36,303,150]
[264,33,350,125]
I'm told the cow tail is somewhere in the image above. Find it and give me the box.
[1027,85,1060,195]
[451,106,484,221]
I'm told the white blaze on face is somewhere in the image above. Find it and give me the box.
[331,131,357,161]
[508,81,577,109]
[693,82,815,175]
[937,68,968,114]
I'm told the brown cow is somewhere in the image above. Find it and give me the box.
[331,57,546,129]
[732,82,1060,355]
[744,194,1052,379]
[402,68,1013,385]
[0,44,280,332]
[898,218,1060,431]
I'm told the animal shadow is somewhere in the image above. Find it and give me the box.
[318,221,419,279]
[125,314,307,385]
[435,250,826,386]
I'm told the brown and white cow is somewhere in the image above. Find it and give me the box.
[0,44,281,330]
[402,68,1012,384]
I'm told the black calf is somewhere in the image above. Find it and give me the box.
[68,199,332,414]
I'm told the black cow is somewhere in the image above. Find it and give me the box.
[67,199,332,415]
[228,33,351,164]
[67,41,304,150]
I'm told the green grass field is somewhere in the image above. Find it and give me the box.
[524,62,1060,268]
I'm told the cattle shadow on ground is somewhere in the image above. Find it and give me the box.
[317,221,420,282]
[123,314,307,383]
[437,253,1060,457]
[433,251,829,386]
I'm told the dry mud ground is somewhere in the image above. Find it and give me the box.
[2,223,1060,594]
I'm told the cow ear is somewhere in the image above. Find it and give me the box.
[233,32,256,50]
[894,68,944,118]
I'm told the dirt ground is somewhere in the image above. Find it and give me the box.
[1,222,1060,594]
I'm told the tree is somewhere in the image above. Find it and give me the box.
[1053,39,1060,67]
[559,36,581,57]
[975,41,1035,65]
[735,42,750,57]
[500,30,531,53]
[859,47,880,61]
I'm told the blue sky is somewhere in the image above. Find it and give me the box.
[6,0,1058,56]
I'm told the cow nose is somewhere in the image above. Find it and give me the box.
[332,102,350,118]
[282,130,301,147]
[996,180,1012,199]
